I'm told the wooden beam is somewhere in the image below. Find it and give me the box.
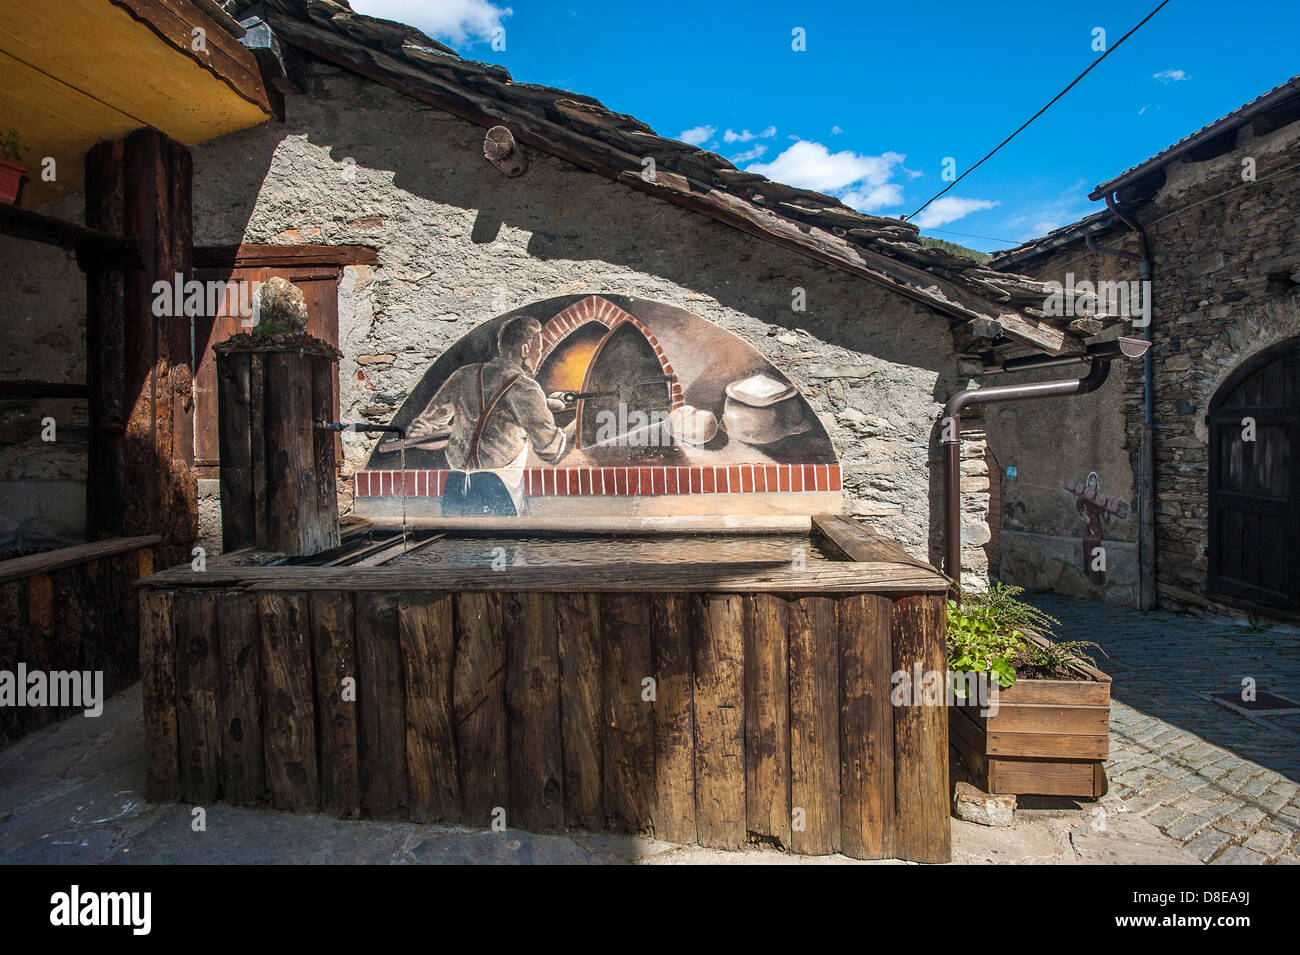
[0,535,161,586]
[0,203,140,270]
[194,244,380,269]
[109,0,274,116]
[0,380,89,398]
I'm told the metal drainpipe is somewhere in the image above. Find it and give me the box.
[942,360,1113,598]
[1104,193,1156,611]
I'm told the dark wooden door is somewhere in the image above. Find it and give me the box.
[193,265,342,479]
[1207,340,1300,609]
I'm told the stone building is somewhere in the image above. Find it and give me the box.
[1,0,1107,591]
[987,75,1300,616]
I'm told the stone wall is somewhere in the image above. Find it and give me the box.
[989,112,1300,611]
[190,61,988,579]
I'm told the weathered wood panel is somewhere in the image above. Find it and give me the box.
[839,594,895,860]
[504,593,564,831]
[257,592,319,812]
[453,592,507,827]
[745,593,790,845]
[691,594,745,849]
[600,593,655,833]
[216,593,264,805]
[174,591,222,803]
[650,594,695,845]
[140,590,180,801]
[310,590,359,817]
[890,593,950,864]
[356,592,406,818]
[788,596,840,855]
[556,592,602,831]
[400,593,459,822]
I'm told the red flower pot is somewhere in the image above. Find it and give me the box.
[0,160,25,205]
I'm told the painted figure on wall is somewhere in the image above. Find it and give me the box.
[1062,472,1130,585]
[361,295,840,519]
[401,316,576,516]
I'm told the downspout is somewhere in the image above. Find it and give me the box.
[941,337,1150,598]
[1103,193,1156,611]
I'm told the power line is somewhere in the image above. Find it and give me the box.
[904,0,1172,222]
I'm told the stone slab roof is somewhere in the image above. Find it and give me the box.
[229,0,1112,358]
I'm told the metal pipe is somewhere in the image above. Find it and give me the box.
[315,420,406,438]
[942,359,1113,597]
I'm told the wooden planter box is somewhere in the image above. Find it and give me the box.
[948,632,1111,799]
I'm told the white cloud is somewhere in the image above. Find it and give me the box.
[911,196,998,229]
[1153,69,1189,84]
[745,140,908,212]
[350,0,511,45]
[729,145,769,163]
[679,125,716,146]
[723,126,778,143]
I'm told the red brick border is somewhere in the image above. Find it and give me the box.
[538,295,685,409]
[355,464,842,498]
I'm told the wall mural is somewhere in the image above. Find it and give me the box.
[1062,473,1130,584]
[355,294,840,518]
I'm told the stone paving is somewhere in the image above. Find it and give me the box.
[1030,593,1300,865]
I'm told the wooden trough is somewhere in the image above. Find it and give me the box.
[137,515,953,862]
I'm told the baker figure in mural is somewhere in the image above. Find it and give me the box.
[407,315,575,516]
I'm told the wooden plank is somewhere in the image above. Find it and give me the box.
[947,706,988,786]
[986,731,1109,760]
[399,593,459,823]
[599,593,655,834]
[984,703,1110,736]
[0,535,162,585]
[890,593,950,864]
[310,590,360,817]
[174,591,221,803]
[650,594,695,845]
[0,203,140,267]
[745,593,790,845]
[998,678,1110,706]
[691,594,745,849]
[256,592,319,812]
[139,590,180,801]
[504,593,564,831]
[141,561,951,595]
[452,592,507,827]
[556,592,603,831]
[839,594,895,860]
[216,593,264,805]
[216,349,254,550]
[988,758,1099,798]
[813,515,940,573]
[355,592,407,818]
[787,596,840,855]
[193,244,379,269]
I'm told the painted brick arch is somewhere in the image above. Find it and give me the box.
[539,295,684,408]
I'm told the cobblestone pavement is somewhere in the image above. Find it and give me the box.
[1031,593,1300,865]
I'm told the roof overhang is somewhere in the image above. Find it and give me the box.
[0,0,275,207]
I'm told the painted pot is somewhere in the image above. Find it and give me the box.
[723,373,809,445]
[0,160,24,205]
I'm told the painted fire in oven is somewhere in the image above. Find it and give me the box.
[357,294,840,517]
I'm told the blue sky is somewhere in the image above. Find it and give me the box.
[351,0,1298,252]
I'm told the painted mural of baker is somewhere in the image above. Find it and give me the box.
[405,315,576,516]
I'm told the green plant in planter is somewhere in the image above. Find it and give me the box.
[0,128,25,165]
[946,583,1061,693]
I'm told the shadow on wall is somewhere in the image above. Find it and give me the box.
[193,63,968,557]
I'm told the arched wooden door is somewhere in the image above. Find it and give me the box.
[1207,340,1300,609]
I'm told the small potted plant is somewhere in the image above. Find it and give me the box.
[947,583,1112,798]
[0,128,26,205]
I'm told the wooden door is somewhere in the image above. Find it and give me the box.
[1207,340,1300,609]
[193,265,342,479]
